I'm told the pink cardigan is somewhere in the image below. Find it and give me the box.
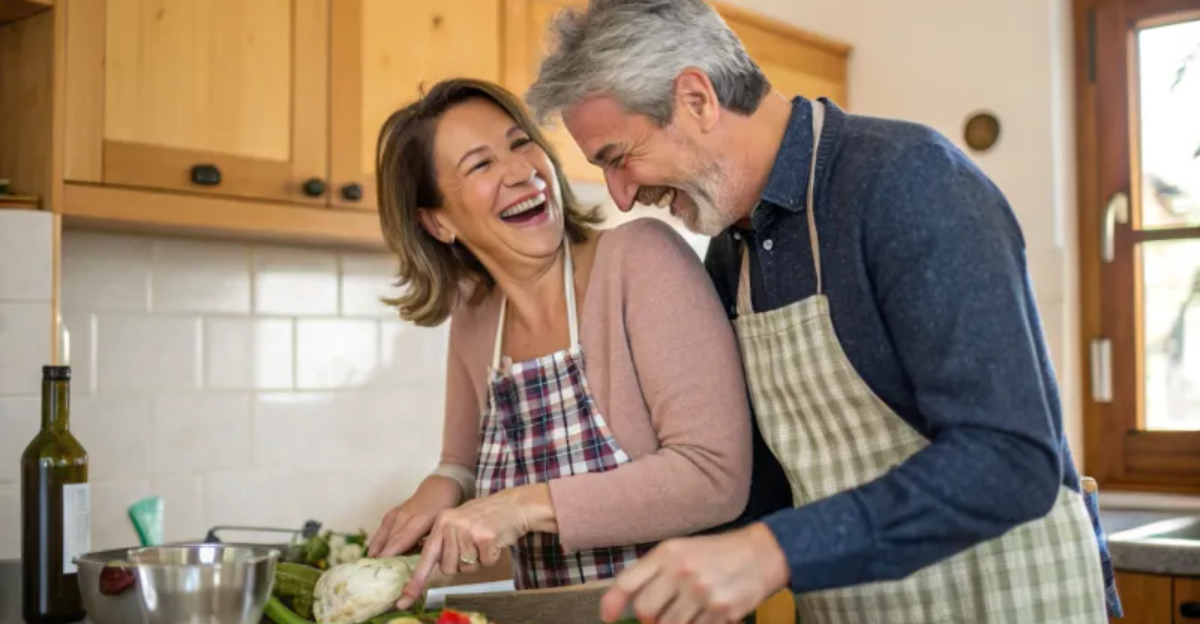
[438,218,753,553]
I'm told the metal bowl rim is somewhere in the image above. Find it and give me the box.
[125,544,282,568]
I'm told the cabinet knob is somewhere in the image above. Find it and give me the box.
[302,178,326,198]
[340,183,364,202]
[190,164,222,186]
[1181,602,1200,619]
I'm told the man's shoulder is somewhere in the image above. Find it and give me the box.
[835,107,965,170]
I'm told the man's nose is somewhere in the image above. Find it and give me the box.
[604,169,636,213]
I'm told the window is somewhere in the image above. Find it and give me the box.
[1075,0,1200,493]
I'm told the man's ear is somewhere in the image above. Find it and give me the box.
[673,68,721,133]
[417,207,456,244]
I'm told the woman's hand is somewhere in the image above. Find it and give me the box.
[395,484,556,609]
[367,476,463,558]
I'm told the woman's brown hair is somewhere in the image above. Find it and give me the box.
[375,77,603,327]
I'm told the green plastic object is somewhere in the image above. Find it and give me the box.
[127,496,164,546]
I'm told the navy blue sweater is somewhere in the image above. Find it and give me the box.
[704,97,1081,593]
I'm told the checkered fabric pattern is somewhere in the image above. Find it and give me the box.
[733,293,1110,623]
[475,344,654,589]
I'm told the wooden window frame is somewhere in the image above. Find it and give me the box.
[1074,0,1200,495]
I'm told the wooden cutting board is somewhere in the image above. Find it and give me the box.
[442,580,630,624]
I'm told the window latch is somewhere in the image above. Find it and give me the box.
[1102,192,1129,263]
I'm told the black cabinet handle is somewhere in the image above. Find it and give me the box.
[1181,602,1200,619]
[190,164,221,186]
[302,178,326,197]
[340,183,363,202]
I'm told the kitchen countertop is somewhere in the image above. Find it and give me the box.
[1100,508,1200,577]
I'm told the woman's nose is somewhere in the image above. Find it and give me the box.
[501,158,538,186]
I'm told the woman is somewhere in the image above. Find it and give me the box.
[364,77,753,606]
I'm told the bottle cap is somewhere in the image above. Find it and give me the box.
[42,365,71,380]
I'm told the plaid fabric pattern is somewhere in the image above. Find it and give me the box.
[475,344,654,590]
[733,293,1110,623]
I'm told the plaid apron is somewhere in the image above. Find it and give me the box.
[732,101,1109,623]
[474,242,653,589]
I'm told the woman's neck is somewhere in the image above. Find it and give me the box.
[491,243,574,332]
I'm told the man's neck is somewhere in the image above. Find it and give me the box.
[724,91,795,227]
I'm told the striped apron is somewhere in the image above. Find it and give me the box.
[732,100,1109,623]
[474,241,654,589]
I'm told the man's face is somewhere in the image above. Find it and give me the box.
[560,95,734,236]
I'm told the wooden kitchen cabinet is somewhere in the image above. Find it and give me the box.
[63,0,330,205]
[1110,571,1200,623]
[329,0,502,212]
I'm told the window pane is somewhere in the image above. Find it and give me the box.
[1137,19,1200,229]
[1143,239,1200,431]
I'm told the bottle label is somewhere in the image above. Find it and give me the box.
[62,483,91,574]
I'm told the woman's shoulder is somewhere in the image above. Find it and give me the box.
[594,217,705,274]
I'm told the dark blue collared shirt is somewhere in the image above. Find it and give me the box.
[705,97,1082,593]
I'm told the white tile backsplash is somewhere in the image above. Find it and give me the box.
[151,238,251,314]
[0,302,53,395]
[0,228,449,558]
[95,314,202,393]
[0,209,54,301]
[253,246,340,316]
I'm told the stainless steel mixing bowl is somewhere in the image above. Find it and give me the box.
[126,543,279,624]
[75,546,148,624]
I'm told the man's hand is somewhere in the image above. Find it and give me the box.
[599,523,789,624]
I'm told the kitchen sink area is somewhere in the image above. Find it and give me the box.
[1102,507,1200,577]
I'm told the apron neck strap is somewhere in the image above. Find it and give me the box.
[736,99,826,315]
[492,241,579,368]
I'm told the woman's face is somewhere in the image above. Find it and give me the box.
[422,97,565,272]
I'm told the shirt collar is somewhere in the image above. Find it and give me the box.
[758,96,818,213]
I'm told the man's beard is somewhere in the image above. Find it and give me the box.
[634,157,732,237]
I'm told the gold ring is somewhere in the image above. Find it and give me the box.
[460,555,477,565]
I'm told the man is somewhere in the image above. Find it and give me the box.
[524,1,1114,623]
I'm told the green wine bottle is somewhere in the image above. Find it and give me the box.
[21,365,89,624]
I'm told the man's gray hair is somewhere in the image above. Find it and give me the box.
[525,0,771,127]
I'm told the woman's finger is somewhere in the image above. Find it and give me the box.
[368,509,401,557]
[457,525,480,574]
[397,532,443,610]
[440,525,462,576]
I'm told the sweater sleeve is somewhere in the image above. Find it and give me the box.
[549,219,754,552]
[435,307,486,499]
[760,140,1066,593]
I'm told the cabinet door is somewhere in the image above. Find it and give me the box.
[1176,576,1200,623]
[502,0,602,185]
[1111,571,1174,624]
[63,0,329,204]
[716,3,849,108]
[329,0,502,212]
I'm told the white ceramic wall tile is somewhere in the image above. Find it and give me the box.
[380,321,449,385]
[203,317,293,390]
[59,310,96,396]
[252,246,339,316]
[0,397,39,483]
[0,484,17,559]
[61,231,151,312]
[340,253,400,317]
[151,238,251,314]
[152,394,253,473]
[0,209,54,301]
[0,302,53,395]
[150,474,206,542]
[95,314,201,393]
[91,479,153,550]
[72,397,153,480]
[295,318,379,389]
[203,469,427,536]
[253,391,442,472]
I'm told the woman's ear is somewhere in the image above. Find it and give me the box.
[417,208,457,245]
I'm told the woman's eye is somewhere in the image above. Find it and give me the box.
[512,137,533,149]
[469,159,491,173]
